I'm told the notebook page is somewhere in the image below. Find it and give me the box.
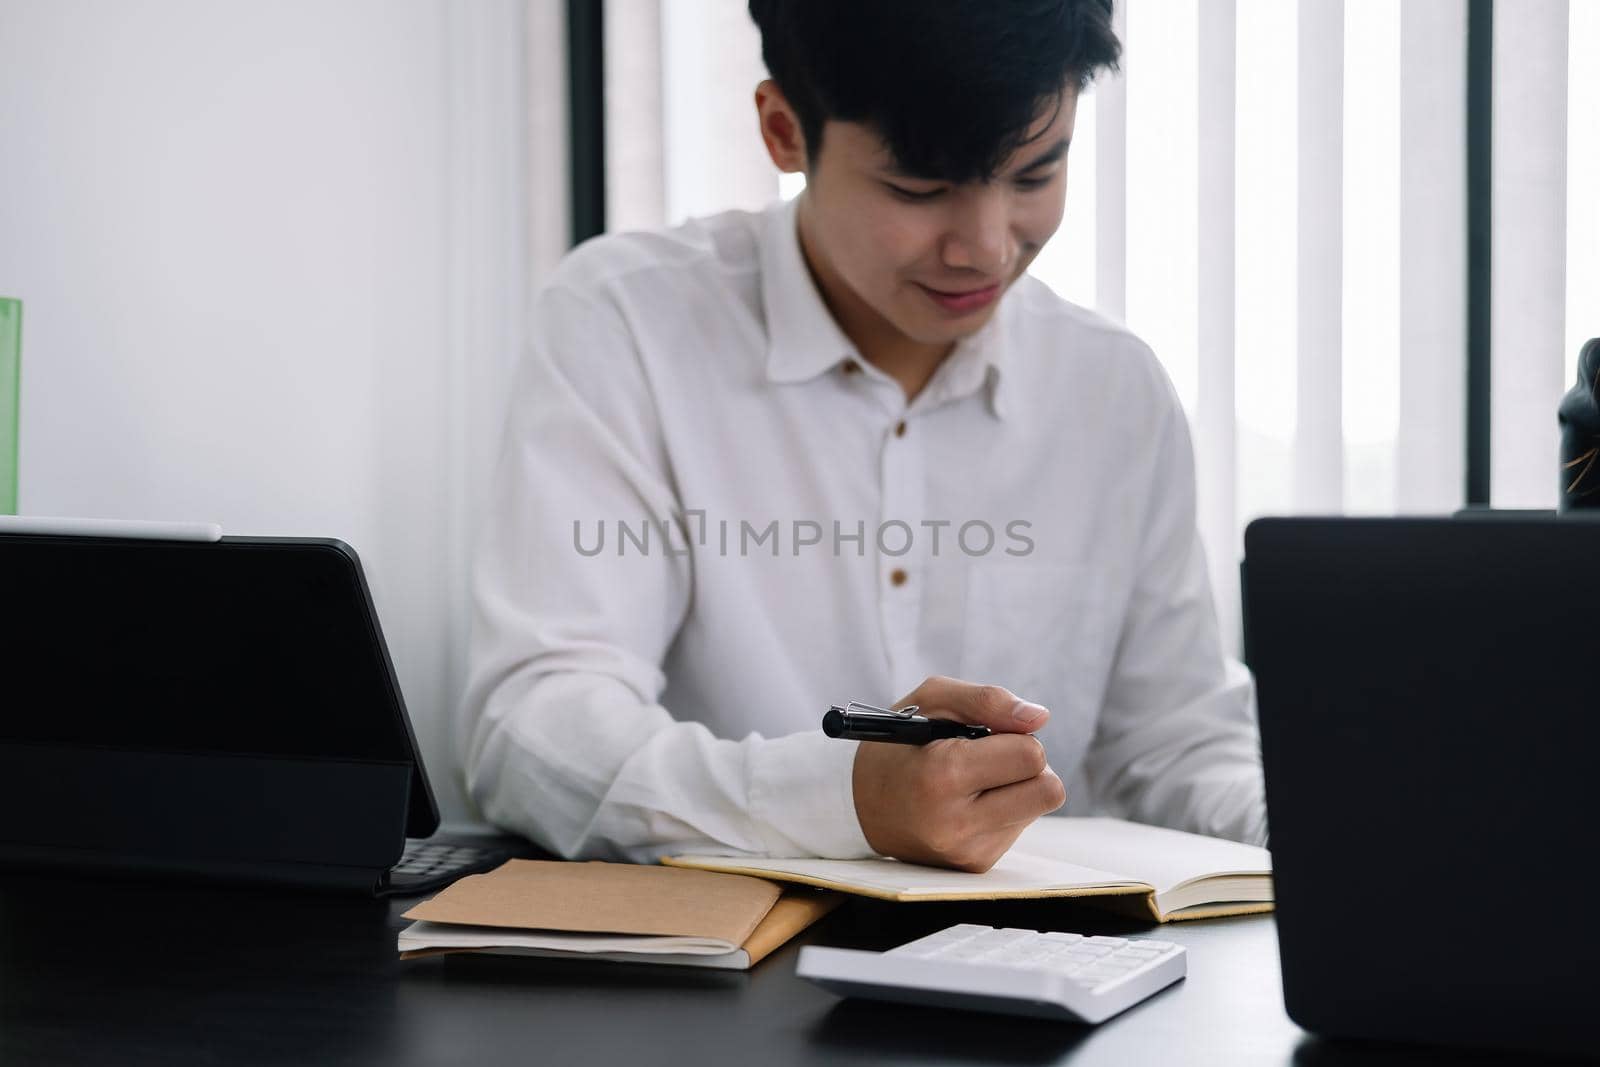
[1013,817,1272,895]
[672,849,1139,898]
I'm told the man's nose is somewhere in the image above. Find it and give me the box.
[941,190,1016,276]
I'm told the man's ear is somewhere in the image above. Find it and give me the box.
[755,79,809,175]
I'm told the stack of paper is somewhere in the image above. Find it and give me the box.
[398,860,839,970]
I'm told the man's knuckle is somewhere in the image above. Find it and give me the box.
[976,684,1011,716]
[1023,743,1048,776]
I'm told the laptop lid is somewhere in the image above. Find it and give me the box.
[1242,515,1599,1057]
[0,533,440,843]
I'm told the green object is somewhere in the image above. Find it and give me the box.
[0,298,19,514]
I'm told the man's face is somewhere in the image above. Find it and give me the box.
[798,89,1077,348]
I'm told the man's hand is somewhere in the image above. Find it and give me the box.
[852,675,1066,873]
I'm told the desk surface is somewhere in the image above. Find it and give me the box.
[0,866,1547,1066]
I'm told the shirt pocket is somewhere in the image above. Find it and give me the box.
[959,562,1113,722]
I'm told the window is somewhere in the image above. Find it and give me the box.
[592,0,1599,647]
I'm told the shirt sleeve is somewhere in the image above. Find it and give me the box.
[1083,374,1269,847]
[455,279,872,864]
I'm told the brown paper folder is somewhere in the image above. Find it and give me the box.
[398,860,839,969]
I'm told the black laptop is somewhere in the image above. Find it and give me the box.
[1242,514,1600,1059]
[0,529,509,895]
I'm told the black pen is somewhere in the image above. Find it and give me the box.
[821,701,991,745]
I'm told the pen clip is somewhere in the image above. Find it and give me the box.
[844,701,919,719]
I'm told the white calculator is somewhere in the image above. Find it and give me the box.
[797,923,1186,1024]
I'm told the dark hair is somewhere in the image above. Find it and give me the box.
[748,0,1121,183]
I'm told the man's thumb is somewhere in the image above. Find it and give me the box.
[911,678,1050,735]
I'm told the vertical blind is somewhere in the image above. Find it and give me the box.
[601,0,1599,651]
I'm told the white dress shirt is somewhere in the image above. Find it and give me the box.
[457,195,1268,864]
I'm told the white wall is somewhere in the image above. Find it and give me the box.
[0,0,545,828]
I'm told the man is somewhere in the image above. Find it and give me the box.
[457,0,1267,872]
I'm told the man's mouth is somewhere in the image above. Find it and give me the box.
[916,282,1002,314]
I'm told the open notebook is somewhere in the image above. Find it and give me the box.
[666,816,1272,922]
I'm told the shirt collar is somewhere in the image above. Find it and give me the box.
[929,306,1011,421]
[760,196,858,385]
[759,194,1013,420]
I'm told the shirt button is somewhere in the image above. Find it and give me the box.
[889,568,909,588]
[894,421,907,438]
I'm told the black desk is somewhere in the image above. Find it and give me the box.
[0,868,1549,1066]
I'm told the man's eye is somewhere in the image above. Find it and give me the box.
[885,182,946,202]
[1015,173,1057,191]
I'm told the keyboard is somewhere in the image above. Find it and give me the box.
[377,839,513,897]
[796,923,1186,1024]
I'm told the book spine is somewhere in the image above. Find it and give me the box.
[741,892,843,967]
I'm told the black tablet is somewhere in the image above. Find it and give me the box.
[0,532,440,882]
